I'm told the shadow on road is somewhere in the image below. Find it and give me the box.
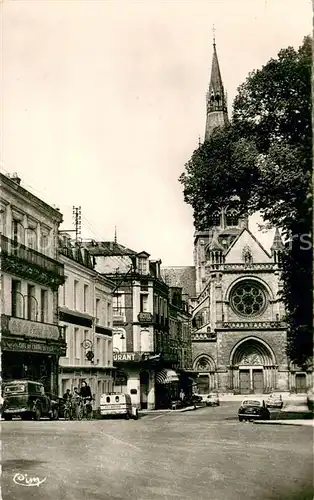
[1,459,47,471]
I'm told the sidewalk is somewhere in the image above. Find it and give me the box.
[139,405,201,415]
[254,419,314,427]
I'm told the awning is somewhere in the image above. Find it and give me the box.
[156,369,179,384]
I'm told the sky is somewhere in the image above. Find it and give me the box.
[1,0,311,265]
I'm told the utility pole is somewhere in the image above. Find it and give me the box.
[72,206,82,242]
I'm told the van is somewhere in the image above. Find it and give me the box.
[99,392,138,420]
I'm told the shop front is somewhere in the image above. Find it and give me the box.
[1,315,66,395]
[113,351,160,410]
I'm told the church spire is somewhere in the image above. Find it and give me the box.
[205,34,229,141]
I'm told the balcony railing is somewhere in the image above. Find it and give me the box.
[216,320,287,330]
[1,235,64,279]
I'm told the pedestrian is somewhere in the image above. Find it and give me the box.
[80,381,92,400]
[179,389,185,401]
[63,389,72,402]
[71,387,81,419]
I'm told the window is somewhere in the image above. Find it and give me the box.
[138,257,147,275]
[107,302,111,326]
[113,293,123,315]
[40,232,49,253]
[27,228,37,250]
[12,219,24,244]
[40,289,48,323]
[97,337,101,364]
[83,284,88,312]
[64,326,68,357]
[153,295,158,314]
[96,298,100,323]
[62,278,67,307]
[159,297,164,317]
[140,293,148,313]
[164,299,168,318]
[226,211,238,227]
[11,279,22,318]
[74,328,80,358]
[74,280,78,310]
[230,280,267,317]
[27,284,37,321]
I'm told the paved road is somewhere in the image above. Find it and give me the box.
[2,403,313,500]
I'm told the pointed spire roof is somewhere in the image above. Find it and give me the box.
[206,41,227,113]
[271,228,284,251]
[205,37,229,141]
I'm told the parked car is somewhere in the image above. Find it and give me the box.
[238,399,270,422]
[306,387,314,412]
[2,380,59,421]
[185,394,202,407]
[206,393,220,406]
[266,393,283,409]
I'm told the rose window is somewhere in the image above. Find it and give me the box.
[230,281,267,316]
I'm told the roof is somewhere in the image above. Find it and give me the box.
[223,227,272,259]
[161,266,196,297]
[84,241,138,257]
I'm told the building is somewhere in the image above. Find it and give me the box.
[168,286,195,395]
[58,235,115,407]
[0,173,66,394]
[189,41,313,395]
[84,240,182,410]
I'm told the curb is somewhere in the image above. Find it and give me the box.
[254,420,314,427]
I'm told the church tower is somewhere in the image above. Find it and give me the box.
[194,37,248,295]
[204,38,229,141]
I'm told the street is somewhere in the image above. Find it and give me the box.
[1,403,313,500]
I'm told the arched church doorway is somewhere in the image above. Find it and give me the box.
[140,371,149,410]
[193,355,217,393]
[230,338,276,394]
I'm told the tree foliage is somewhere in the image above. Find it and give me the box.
[179,36,312,364]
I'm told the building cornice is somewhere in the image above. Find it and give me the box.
[1,173,63,223]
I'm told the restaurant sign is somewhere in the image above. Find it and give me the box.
[113,351,153,362]
[1,338,66,356]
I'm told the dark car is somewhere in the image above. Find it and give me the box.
[238,399,270,422]
[2,380,59,421]
[184,394,202,407]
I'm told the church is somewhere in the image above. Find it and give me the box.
[189,40,312,395]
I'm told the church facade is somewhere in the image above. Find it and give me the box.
[190,41,312,395]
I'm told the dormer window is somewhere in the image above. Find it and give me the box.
[138,257,147,275]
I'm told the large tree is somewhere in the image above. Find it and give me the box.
[179,36,312,365]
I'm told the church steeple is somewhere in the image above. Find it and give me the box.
[205,36,229,141]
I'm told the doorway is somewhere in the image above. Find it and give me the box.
[295,373,306,393]
[252,370,264,393]
[239,370,250,394]
[140,371,149,409]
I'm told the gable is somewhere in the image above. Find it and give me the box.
[224,228,271,264]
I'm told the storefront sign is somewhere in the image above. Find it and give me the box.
[9,317,60,341]
[1,338,66,356]
[113,351,153,362]
[137,312,153,323]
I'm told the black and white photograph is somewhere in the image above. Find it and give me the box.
[0,0,313,499]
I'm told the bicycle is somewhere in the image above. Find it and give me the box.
[81,397,93,420]
[64,400,72,420]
